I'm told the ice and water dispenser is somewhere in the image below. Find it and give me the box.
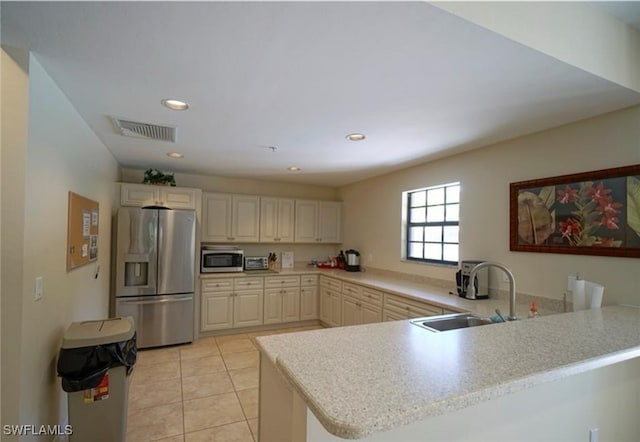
[124,261,148,287]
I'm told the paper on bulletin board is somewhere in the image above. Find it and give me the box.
[282,251,294,269]
[82,211,91,237]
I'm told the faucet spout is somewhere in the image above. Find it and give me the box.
[467,261,517,320]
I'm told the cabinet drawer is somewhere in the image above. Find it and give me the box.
[265,276,301,288]
[202,279,234,292]
[234,277,264,290]
[301,274,319,287]
[319,276,342,291]
[361,287,383,307]
[342,282,362,298]
[384,293,443,318]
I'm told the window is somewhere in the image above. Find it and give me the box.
[405,182,460,265]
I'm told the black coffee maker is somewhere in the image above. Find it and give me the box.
[455,260,489,299]
[345,249,361,272]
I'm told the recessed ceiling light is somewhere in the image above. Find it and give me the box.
[161,99,189,111]
[167,152,184,159]
[346,133,366,141]
[287,166,301,172]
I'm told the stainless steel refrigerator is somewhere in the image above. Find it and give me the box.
[114,207,196,348]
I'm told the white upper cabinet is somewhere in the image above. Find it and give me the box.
[260,197,295,243]
[202,193,260,243]
[120,183,198,209]
[294,200,342,243]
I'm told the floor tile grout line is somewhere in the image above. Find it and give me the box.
[130,327,312,441]
[179,355,186,440]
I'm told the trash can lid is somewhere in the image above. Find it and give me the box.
[62,317,135,349]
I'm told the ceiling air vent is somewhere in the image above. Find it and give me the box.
[110,116,177,142]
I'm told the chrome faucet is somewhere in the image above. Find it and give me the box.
[467,261,517,321]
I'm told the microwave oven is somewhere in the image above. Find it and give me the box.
[201,247,244,273]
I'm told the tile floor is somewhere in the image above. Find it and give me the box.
[126,324,323,442]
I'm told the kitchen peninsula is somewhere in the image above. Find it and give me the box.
[256,305,640,441]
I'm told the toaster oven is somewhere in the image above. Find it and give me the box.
[244,256,269,271]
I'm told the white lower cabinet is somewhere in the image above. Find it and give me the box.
[264,288,301,324]
[382,292,444,320]
[233,289,264,328]
[319,288,342,327]
[341,295,360,326]
[264,276,301,325]
[300,275,319,321]
[382,309,409,322]
[300,287,319,320]
[319,276,342,327]
[342,282,382,326]
[201,273,451,332]
[202,291,235,330]
[201,278,263,331]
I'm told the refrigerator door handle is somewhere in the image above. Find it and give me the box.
[118,295,193,305]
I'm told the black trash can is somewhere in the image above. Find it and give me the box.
[57,317,136,442]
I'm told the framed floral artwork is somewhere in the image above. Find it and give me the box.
[510,164,640,258]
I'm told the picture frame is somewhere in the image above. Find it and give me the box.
[509,164,640,258]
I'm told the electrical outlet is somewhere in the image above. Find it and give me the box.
[34,276,43,301]
[589,428,599,442]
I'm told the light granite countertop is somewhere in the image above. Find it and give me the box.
[256,305,640,439]
[201,265,564,317]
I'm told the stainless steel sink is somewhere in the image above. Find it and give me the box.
[410,312,493,332]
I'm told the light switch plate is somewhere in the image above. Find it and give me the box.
[34,276,43,301]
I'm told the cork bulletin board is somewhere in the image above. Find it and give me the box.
[67,191,99,271]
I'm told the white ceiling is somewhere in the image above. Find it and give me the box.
[591,1,640,31]
[3,2,640,186]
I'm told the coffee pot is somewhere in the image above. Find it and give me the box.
[345,249,361,272]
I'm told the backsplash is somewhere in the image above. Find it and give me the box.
[364,266,567,314]
[205,243,339,265]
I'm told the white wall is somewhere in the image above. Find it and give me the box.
[339,105,640,305]
[432,2,640,93]
[1,51,119,439]
[1,47,29,441]
[120,167,339,201]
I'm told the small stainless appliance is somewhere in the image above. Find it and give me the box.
[201,246,244,273]
[113,207,196,348]
[345,249,361,272]
[456,260,489,299]
[244,256,268,271]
